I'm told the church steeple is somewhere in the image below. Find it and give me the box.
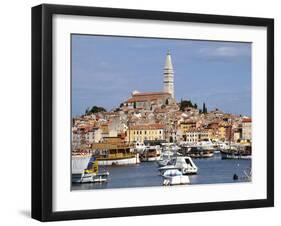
[163,51,174,98]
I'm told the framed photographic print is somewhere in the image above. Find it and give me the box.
[32,4,274,221]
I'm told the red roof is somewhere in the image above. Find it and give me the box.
[130,123,165,130]
[242,118,252,123]
[124,91,171,103]
[133,91,171,96]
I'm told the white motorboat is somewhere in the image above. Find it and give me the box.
[72,156,110,183]
[197,140,215,154]
[159,156,198,175]
[135,142,147,152]
[162,169,190,186]
[140,145,162,161]
[157,150,175,167]
[72,154,92,183]
[217,142,230,151]
[80,172,109,183]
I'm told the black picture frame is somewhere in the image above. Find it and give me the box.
[32,4,274,222]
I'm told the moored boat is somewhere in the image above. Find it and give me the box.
[91,137,140,166]
[134,142,147,152]
[159,156,198,175]
[72,153,92,183]
[186,146,214,158]
[72,156,110,183]
[220,146,251,160]
[140,145,162,162]
[162,169,190,186]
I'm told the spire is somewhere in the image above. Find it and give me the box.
[163,51,174,98]
[164,50,173,70]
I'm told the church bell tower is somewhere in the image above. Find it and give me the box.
[163,51,174,98]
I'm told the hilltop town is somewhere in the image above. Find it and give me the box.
[72,52,251,150]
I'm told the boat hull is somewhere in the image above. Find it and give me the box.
[187,152,214,158]
[163,176,190,185]
[141,156,161,162]
[97,156,140,166]
[72,155,91,174]
[220,150,251,160]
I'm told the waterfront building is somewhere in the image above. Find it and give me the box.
[218,124,232,141]
[182,128,212,143]
[218,125,227,141]
[129,123,165,143]
[233,128,242,142]
[179,121,197,134]
[242,118,252,141]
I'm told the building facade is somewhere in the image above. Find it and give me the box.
[242,118,252,141]
[123,91,173,110]
[182,128,212,143]
[129,123,165,143]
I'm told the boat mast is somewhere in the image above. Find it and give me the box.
[229,118,232,149]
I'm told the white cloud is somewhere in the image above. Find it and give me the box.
[198,46,251,58]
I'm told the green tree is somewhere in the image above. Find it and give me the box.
[86,106,106,115]
[202,102,208,114]
[180,100,193,111]
[194,103,198,109]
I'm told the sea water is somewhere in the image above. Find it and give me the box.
[71,153,251,190]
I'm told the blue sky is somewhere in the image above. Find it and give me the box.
[72,34,251,117]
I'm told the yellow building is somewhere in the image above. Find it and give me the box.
[129,123,165,143]
[218,124,232,141]
[183,128,212,142]
[218,126,226,140]
[179,121,197,134]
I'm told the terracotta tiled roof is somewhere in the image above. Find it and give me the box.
[124,91,171,103]
[242,118,252,123]
[133,91,171,96]
[130,123,165,130]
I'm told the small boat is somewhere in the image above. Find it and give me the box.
[135,142,147,152]
[73,157,109,183]
[186,146,214,158]
[220,145,251,160]
[157,150,175,167]
[91,172,110,183]
[159,156,198,175]
[162,169,190,186]
[220,149,251,160]
[72,153,92,183]
[140,145,162,161]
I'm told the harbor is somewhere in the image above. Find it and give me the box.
[71,50,252,190]
[72,152,251,190]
